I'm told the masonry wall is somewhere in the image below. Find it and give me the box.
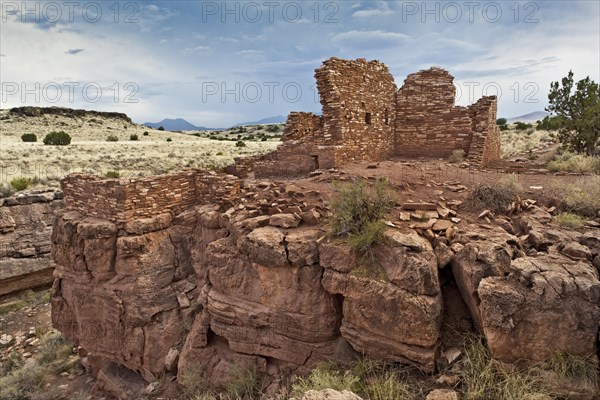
[62,170,241,226]
[227,57,501,178]
[394,68,473,158]
[467,96,501,165]
[316,58,397,164]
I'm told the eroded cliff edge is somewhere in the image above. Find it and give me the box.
[50,169,600,399]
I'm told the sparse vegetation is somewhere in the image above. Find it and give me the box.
[235,140,246,147]
[556,212,586,229]
[143,131,149,136]
[448,149,466,163]
[292,362,359,395]
[515,122,533,131]
[20,133,37,142]
[460,336,552,400]
[547,151,600,173]
[545,176,600,217]
[536,116,561,131]
[105,170,120,178]
[10,177,32,191]
[130,134,139,141]
[158,126,165,131]
[43,131,71,146]
[106,135,119,142]
[167,137,172,142]
[464,175,522,213]
[0,183,16,198]
[329,179,396,259]
[547,350,599,392]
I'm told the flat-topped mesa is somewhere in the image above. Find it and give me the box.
[8,106,133,124]
[236,57,500,178]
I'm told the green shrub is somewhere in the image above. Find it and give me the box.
[499,124,509,131]
[449,149,466,163]
[106,135,119,142]
[266,125,280,132]
[515,122,533,131]
[105,171,120,179]
[21,133,37,142]
[216,152,223,156]
[43,131,71,145]
[37,333,74,373]
[10,177,32,191]
[143,131,149,136]
[496,118,507,125]
[158,126,165,131]
[352,359,422,400]
[235,140,246,147]
[329,178,396,238]
[555,212,585,229]
[166,137,172,142]
[0,364,47,400]
[261,137,267,141]
[129,134,139,141]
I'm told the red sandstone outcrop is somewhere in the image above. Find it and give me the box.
[0,189,63,295]
[50,169,600,398]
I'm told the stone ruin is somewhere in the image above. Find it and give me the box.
[227,58,500,177]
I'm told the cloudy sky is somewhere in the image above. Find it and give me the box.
[1,0,598,127]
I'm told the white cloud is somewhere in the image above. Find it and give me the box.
[332,30,410,49]
[352,1,394,18]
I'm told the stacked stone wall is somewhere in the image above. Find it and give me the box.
[467,96,501,166]
[394,68,473,158]
[316,58,397,164]
[62,170,241,226]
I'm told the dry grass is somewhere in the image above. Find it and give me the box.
[544,175,600,217]
[500,125,555,159]
[547,152,600,173]
[0,109,280,186]
[464,174,523,214]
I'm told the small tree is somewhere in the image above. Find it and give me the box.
[130,134,139,141]
[547,71,600,155]
[43,131,71,145]
[158,126,165,131]
[496,118,507,125]
[235,140,246,147]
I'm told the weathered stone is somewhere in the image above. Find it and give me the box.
[239,226,287,267]
[434,243,454,268]
[561,242,592,260]
[478,254,600,363]
[318,241,356,273]
[269,213,301,228]
[286,229,322,267]
[322,269,442,371]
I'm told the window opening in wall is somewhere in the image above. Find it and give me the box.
[384,109,389,125]
[311,155,319,170]
[365,112,372,125]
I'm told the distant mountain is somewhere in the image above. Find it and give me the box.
[506,111,550,124]
[234,115,287,126]
[143,118,215,131]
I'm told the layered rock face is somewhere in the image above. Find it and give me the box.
[51,171,600,398]
[0,189,64,295]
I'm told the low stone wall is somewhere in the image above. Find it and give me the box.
[62,170,241,227]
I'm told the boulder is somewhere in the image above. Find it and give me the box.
[322,269,442,371]
[239,226,287,267]
[478,253,600,363]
